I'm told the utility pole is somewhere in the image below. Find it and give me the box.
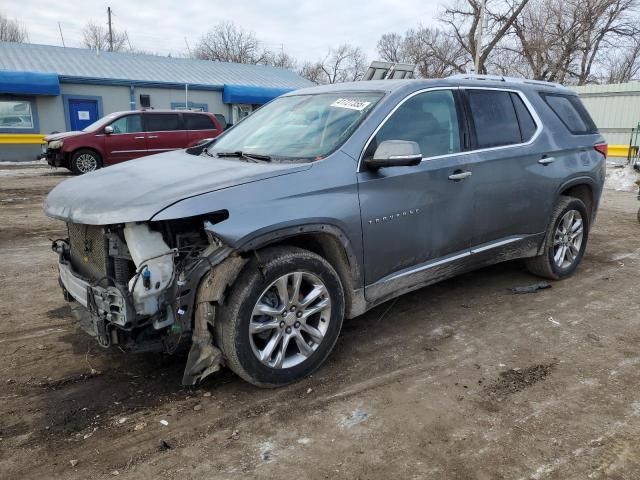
[474,0,486,73]
[107,7,114,52]
[58,21,65,47]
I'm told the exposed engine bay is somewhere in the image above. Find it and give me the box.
[52,214,245,385]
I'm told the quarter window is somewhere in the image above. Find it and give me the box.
[184,114,215,130]
[0,100,34,129]
[109,114,143,134]
[541,93,597,135]
[467,90,521,148]
[145,113,181,132]
[369,89,461,159]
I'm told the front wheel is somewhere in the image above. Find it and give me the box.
[525,196,589,280]
[215,246,345,387]
[70,149,102,174]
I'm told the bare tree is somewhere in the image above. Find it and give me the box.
[299,61,325,84]
[266,50,298,70]
[510,0,638,84]
[377,33,408,63]
[574,0,638,84]
[603,36,640,82]
[408,27,470,77]
[82,21,128,52]
[194,21,270,64]
[300,45,367,84]
[376,27,469,78]
[0,12,28,42]
[441,0,531,73]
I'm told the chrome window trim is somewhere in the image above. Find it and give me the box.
[357,86,543,171]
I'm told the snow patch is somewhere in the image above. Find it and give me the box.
[338,407,369,428]
[605,165,639,192]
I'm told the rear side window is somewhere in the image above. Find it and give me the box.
[467,90,521,148]
[145,113,181,132]
[510,93,537,142]
[184,114,215,130]
[540,93,597,134]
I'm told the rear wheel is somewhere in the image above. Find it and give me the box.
[71,149,102,174]
[215,246,344,387]
[526,196,589,280]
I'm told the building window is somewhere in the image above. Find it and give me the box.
[171,102,208,112]
[0,100,34,129]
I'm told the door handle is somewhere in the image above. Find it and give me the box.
[538,156,555,165]
[134,136,145,139]
[147,135,159,139]
[448,171,472,181]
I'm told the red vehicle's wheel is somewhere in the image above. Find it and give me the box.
[71,149,102,174]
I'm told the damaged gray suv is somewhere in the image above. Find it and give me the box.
[45,76,607,387]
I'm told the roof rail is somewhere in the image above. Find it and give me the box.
[447,73,560,88]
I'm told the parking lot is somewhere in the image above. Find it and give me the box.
[1,162,639,479]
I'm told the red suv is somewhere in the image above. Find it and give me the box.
[43,110,224,174]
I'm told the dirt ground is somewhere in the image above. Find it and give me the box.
[1,163,640,480]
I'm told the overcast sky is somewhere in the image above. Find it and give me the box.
[2,0,442,62]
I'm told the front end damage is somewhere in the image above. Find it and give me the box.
[53,216,246,385]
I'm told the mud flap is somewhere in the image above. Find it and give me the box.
[182,255,247,385]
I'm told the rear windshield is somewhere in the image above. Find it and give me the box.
[540,93,597,135]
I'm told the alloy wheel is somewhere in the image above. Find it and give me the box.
[249,271,332,369]
[553,209,584,269]
[76,153,98,173]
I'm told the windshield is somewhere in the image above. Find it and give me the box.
[82,113,121,132]
[209,92,383,160]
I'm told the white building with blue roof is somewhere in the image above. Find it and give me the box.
[0,42,312,160]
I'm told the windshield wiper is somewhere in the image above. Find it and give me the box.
[215,151,272,162]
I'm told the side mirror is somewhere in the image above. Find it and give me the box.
[104,126,113,134]
[365,140,422,169]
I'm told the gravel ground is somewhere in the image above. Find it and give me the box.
[1,163,639,480]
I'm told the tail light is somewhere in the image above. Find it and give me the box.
[594,143,608,158]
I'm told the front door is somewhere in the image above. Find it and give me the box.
[68,99,99,131]
[357,88,475,296]
[103,113,147,164]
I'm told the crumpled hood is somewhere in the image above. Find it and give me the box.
[44,150,311,225]
[45,131,84,142]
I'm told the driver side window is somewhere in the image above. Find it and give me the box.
[367,89,461,159]
[109,114,142,134]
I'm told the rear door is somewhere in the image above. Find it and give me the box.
[144,113,187,153]
[103,113,146,164]
[184,113,221,145]
[461,88,554,247]
[357,88,475,290]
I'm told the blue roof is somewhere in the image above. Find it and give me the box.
[0,42,312,91]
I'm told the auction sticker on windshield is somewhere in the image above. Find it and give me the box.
[330,98,372,111]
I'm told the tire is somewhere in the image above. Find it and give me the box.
[215,246,345,387]
[525,196,590,280]
[70,149,102,174]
